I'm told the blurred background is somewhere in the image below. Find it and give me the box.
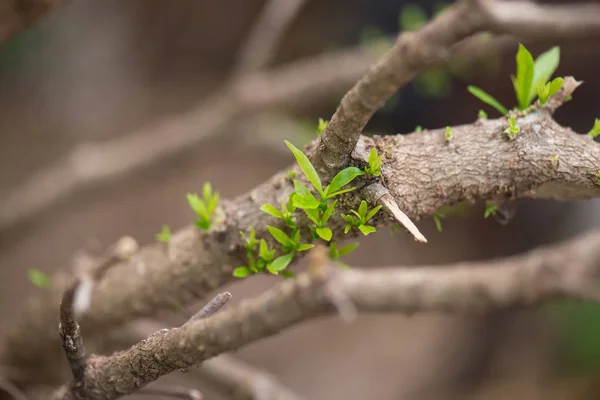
[1,0,600,399]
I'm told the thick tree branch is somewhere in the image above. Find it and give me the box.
[53,230,600,399]
[0,0,62,47]
[316,0,486,171]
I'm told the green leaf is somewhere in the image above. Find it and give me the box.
[316,118,328,135]
[233,267,250,278]
[358,225,377,236]
[195,219,210,231]
[365,205,382,221]
[514,43,535,109]
[529,46,560,104]
[155,225,171,243]
[267,226,294,246]
[326,187,357,198]
[478,109,488,119]
[187,193,208,218]
[547,77,564,97]
[344,225,352,234]
[260,204,282,219]
[271,253,294,272]
[433,214,443,232]
[467,86,508,115]
[28,269,50,288]
[338,242,359,257]
[399,4,427,31]
[259,239,270,260]
[316,227,333,241]
[202,182,212,201]
[285,141,323,197]
[358,200,368,219]
[326,167,364,197]
[322,200,337,223]
[292,181,320,209]
[296,244,315,252]
[484,203,498,219]
[588,119,600,139]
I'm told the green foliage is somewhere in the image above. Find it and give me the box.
[432,212,445,232]
[444,126,452,141]
[187,182,220,231]
[237,132,384,279]
[342,200,382,236]
[468,45,561,113]
[316,118,328,135]
[399,4,427,31]
[588,119,600,139]
[467,85,508,115]
[478,109,488,119]
[364,148,382,177]
[530,46,560,104]
[597,171,600,183]
[28,269,50,289]
[415,125,423,133]
[155,225,171,243]
[484,203,498,219]
[504,114,520,140]
[329,242,359,268]
[535,77,563,105]
[512,44,535,110]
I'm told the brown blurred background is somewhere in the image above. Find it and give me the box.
[1,1,600,399]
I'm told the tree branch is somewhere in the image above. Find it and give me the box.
[233,0,309,75]
[3,0,600,390]
[0,0,62,47]
[52,230,600,399]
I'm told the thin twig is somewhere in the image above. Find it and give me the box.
[0,376,28,400]
[186,292,232,324]
[234,0,310,75]
[58,236,138,395]
[52,229,600,399]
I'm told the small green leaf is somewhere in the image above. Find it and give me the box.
[202,182,212,201]
[267,226,294,246]
[415,125,423,133]
[260,204,282,219]
[323,200,337,221]
[365,205,382,221]
[296,243,315,252]
[28,269,50,288]
[358,200,368,219]
[271,253,294,272]
[155,225,171,243]
[344,225,352,234]
[358,225,377,236]
[329,242,340,259]
[484,203,498,219]
[514,44,535,109]
[233,267,250,278]
[338,242,359,257]
[326,167,364,197]
[292,181,320,209]
[467,86,508,115]
[316,227,333,241]
[433,214,443,232]
[529,46,560,104]
[285,141,323,197]
[195,219,211,231]
[326,187,358,198]
[445,126,452,141]
[548,77,564,97]
[187,193,208,218]
[259,239,269,260]
[478,109,488,119]
[588,119,600,139]
[316,118,328,135]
